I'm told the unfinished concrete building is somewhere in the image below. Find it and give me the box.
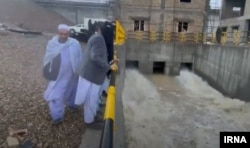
[120,0,207,33]
[220,0,250,42]
[119,0,208,75]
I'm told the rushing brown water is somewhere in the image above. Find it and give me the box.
[122,69,250,148]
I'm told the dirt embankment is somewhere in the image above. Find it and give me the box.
[0,0,73,33]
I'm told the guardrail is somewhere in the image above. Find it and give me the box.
[99,52,119,148]
[126,31,250,46]
[99,71,116,148]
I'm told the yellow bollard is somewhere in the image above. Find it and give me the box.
[163,32,171,42]
[234,31,240,46]
[194,33,199,44]
[199,33,203,42]
[179,32,186,43]
[150,31,157,41]
[212,33,216,43]
[221,32,227,45]
[135,31,143,40]
[203,33,207,43]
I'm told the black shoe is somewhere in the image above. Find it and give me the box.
[102,91,108,98]
[68,106,79,113]
[52,118,63,125]
[85,122,103,130]
[97,110,104,116]
[94,115,103,123]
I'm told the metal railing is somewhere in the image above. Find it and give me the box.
[126,30,250,46]
[99,52,119,148]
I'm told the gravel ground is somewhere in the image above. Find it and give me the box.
[0,32,84,148]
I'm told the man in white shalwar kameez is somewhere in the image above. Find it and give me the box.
[75,23,118,129]
[43,24,83,125]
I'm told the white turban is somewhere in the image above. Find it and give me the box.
[58,24,70,31]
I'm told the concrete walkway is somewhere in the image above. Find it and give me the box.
[79,128,102,148]
[79,78,125,148]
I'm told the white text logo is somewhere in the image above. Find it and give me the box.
[224,136,247,143]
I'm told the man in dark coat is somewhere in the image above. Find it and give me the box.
[74,22,118,129]
[96,21,115,111]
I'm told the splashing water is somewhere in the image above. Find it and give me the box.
[176,70,250,114]
[122,69,250,148]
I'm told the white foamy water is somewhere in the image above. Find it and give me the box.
[122,69,250,148]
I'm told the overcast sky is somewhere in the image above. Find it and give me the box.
[210,0,221,9]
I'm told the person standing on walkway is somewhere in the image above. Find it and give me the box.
[74,22,118,129]
[97,21,115,110]
[43,24,83,125]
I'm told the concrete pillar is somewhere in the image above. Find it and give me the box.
[172,66,180,76]
[158,0,166,32]
[165,66,171,75]
[139,61,153,74]
[164,62,172,75]
[165,62,180,76]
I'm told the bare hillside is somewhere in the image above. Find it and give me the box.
[0,0,73,32]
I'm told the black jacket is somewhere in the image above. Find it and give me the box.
[101,21,115,63]
[100,21,115,77]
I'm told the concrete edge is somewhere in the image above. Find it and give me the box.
[113,44,127,148]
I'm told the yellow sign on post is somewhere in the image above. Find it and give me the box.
[115,20,126,45]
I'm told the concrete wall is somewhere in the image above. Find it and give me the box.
[194,44,250,101]
[220,18,246,31]
[38,3,113,24]
[126,39,196,74]
[243,0,250,17]
[114,44,127,148]
[45,6,77,23]
[219,17,249,43]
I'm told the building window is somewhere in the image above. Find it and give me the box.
[232,26,239,35]
[180,0,191,3]
[178,22,188,32]
[221,27,227,32]
[232,26,239,32]
[134,20,144,31]
[232,7,241,12]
